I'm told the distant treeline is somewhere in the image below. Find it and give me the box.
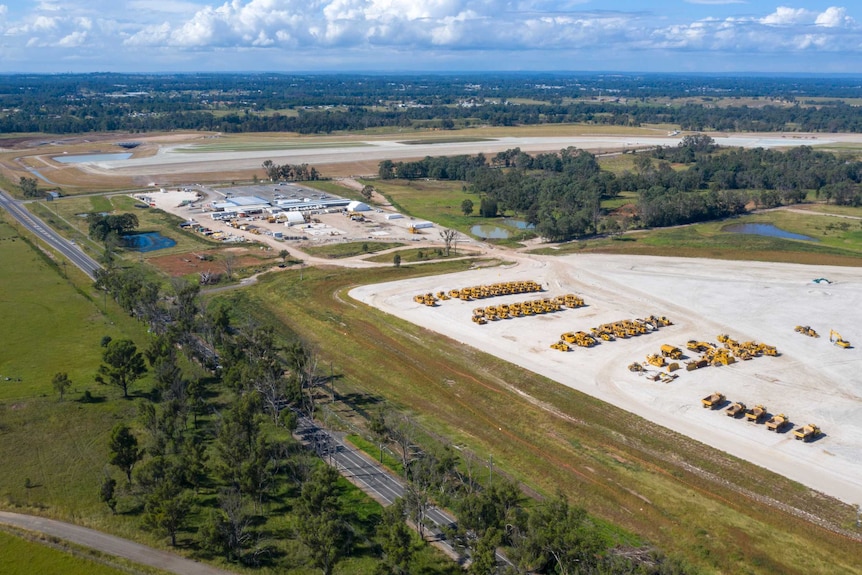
[379,135,862,241]
[4,72,862,135]
[4,100,862,135]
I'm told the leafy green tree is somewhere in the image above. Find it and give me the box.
[99,473,117,514]
[461,198,474,216]
[143,481,194,546]
[96,339,147,398]
[108,423,143,484]
[18,176,38,198]
[521,491,607,575]
[51,372,71,400]
[295,465,351,575]
[479,197,498,218]
[377,498,414,574]
[393,253,401,267]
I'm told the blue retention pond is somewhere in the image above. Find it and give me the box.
[122,232,177,252]
[723,223,816,242]
[471,219,535,239]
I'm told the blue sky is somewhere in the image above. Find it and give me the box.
[1,1,860,74]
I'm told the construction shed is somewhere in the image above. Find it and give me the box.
[385,213,403,220]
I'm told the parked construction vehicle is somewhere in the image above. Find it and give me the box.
[795,325,819,338]
[686,358,708,371]
[646,354,666,368]
[550,341,570,352]
[746,404,767,423]
[686,340,715,353]
[766,414,789,431]
[628,362,644,372]
[660,344,683,360]
[701,392,725,409]
[561,331,597,347]
[793,423,821,442]
[830,330,851,348]
[725,402,746,417]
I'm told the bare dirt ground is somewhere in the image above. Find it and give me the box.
[350,255,862,505]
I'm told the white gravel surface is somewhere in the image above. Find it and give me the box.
[350,254,862,504]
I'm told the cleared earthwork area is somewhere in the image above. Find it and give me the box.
[350,254,862,505]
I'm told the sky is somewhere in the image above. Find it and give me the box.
[1,1,861,74]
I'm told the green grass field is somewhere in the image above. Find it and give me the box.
[301,241,404,259]
[365,178,536,245]
[0,530,161,575]
[0,217,147,401]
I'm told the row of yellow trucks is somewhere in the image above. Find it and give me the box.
[701,393,820,441]
[473,295,578,324]
[555,315,673,353]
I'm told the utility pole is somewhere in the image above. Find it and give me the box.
[488,454,493,487]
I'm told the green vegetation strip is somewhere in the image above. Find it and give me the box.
[236,262,861,575]
[301,241,404,259]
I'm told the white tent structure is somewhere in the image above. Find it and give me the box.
[347,200,371,212]
[284,212,306,226]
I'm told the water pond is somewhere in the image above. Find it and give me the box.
[53,152,132,164]
[471,219,535,239]
[122,232,177,252]
[723,222,816,242]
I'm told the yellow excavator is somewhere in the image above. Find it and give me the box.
[830,330,851,348]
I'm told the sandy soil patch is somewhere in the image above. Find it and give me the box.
[350,254,862,504]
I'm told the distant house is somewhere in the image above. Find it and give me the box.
[45,191,61,201]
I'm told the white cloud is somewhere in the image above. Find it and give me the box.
[57,29,88,47]
[816,7,852,28]
[760,7,811,26]
[2,1,862,72]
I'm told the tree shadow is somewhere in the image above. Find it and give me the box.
[77,391,106,404]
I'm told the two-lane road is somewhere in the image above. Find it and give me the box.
[0,189,101,279]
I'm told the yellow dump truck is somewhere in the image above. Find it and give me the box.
[660,344,683,360]
[765,414,788,431]
[793,423,821,441]
[725,402,746,417]
[746,404,767,423]
[701,392,725,409]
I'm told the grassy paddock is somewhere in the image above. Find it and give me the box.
[238,262,862,575]
[0,529,164,575]
[301,241,404,259]
[0,216,148,401]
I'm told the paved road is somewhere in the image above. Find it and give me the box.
[294,411,515,570]
[294,412,460,548]
[0,511,237,575]
[0,188,101,279]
